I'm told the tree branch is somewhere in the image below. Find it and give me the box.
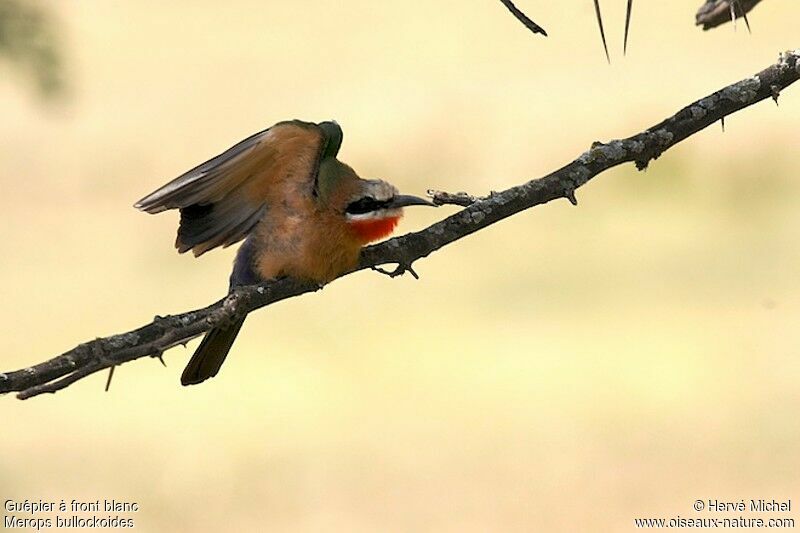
[696,0,764,30]
[2,50,799,400]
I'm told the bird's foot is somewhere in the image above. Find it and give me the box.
[371,262,420,280]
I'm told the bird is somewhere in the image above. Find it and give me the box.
[134,119,435,386]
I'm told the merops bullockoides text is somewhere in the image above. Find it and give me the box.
[135,120,434,385]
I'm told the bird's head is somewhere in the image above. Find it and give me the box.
[313,121,435,244]
[343,178,434,244]
[316,158,434,245]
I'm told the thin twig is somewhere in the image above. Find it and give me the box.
[104,366,115,392]
[498,0,548,37]
[428,189,484,207]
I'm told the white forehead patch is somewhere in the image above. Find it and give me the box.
[361,179,398,202]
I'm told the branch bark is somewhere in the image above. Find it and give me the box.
[696,0,764,30]
[2,50,799,400]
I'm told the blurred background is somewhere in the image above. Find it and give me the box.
[1,1,798,531]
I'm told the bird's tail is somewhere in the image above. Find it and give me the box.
[181,316,246,386]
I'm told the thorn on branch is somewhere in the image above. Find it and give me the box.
[721,116,726,132]
[727,0,752,33]
[740,2,752,33]
[105,366,115,392]
[623,0,633,56]
[771,85,781,105]
[565,189,579,206]
[593,0,611,63]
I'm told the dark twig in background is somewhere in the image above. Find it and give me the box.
[498,0,547,37]
[1,50,798,400]
[501,0,764,59]
[696,0,763,30]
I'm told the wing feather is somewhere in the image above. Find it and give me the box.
[135,120,328,256]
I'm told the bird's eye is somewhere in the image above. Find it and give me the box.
[346,196,387,215]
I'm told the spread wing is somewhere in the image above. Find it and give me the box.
[135,120,340,256]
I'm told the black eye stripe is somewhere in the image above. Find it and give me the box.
[346,197,390,215]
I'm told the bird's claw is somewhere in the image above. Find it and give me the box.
[371,263,420,280]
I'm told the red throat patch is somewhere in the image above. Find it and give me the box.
[348,215,401,244]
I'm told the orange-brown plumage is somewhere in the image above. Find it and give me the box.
[135,119,434,385]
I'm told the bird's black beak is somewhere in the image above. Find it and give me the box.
[387,194,436,208]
